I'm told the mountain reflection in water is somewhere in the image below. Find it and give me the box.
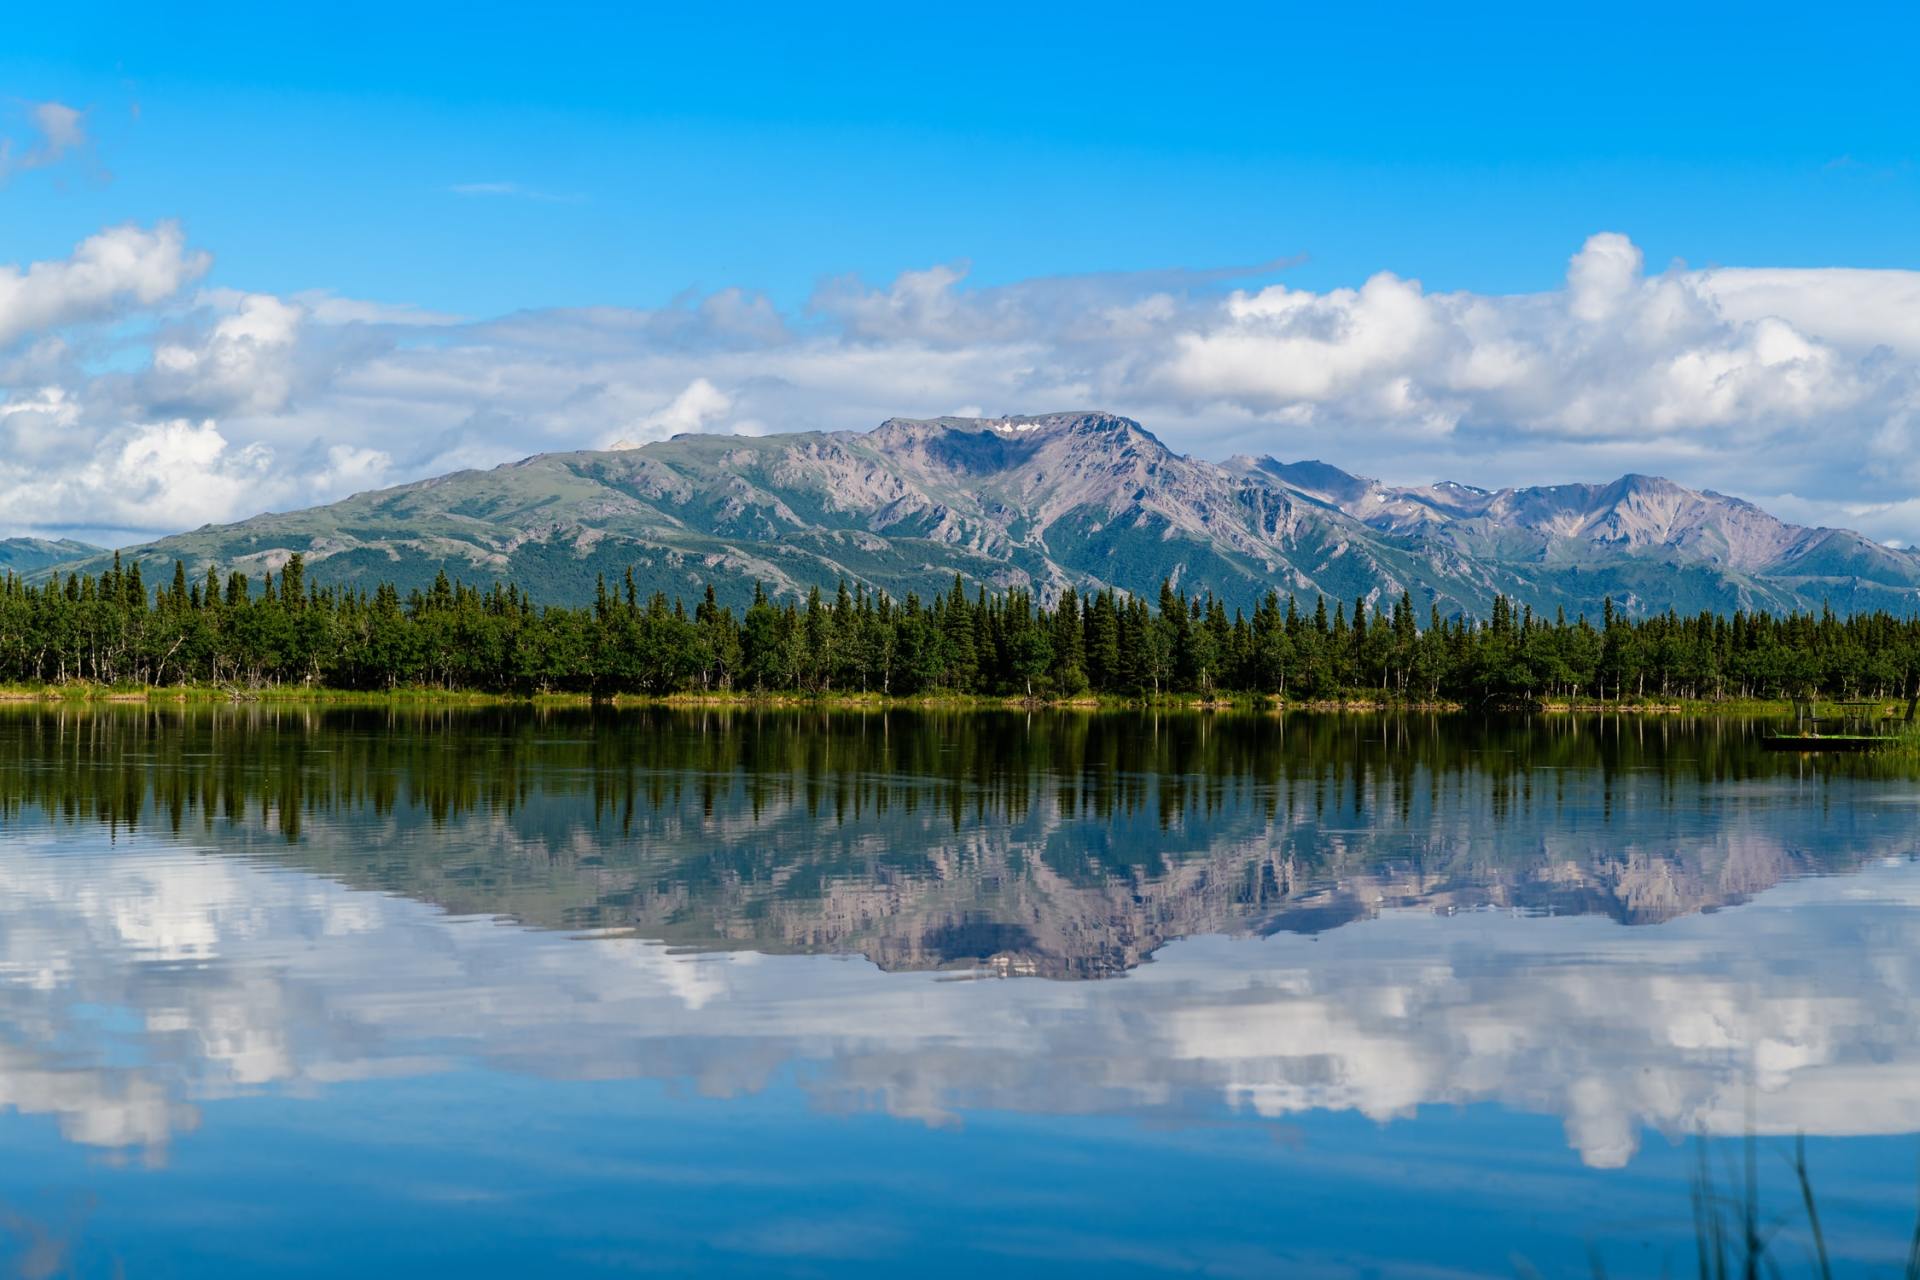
[0,705,1916,1184]
[0,707,1899,977]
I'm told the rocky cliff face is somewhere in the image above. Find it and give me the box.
[39,411,1920,617]
[1240,461,1845,571]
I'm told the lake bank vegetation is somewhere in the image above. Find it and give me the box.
[4,554,1918,706]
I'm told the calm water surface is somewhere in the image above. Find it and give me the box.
[1,707,1917,1277]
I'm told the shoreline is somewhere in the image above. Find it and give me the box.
[0,684,1847,717]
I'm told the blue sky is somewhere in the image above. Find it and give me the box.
[3,1,1914,316]
[1,2,1918,543]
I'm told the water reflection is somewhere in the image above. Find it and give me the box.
[0,706,1900,976]
[0,705,1914,1184]
[1,828,1918,1173]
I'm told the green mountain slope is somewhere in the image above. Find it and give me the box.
[0,537,104,576]
[37,412,1920,618]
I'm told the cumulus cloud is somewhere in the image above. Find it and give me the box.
[1159,233,1886,444]
[148,292,306,414]
[1698,266,1920,357]
[0,222,208,350]
[607,377,734,449]
[7,223,1920,544]
[0,418,273,535]
[1163,271,1449,420]
[0,384,82,462]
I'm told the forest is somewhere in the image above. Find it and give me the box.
[2,552,1917,703]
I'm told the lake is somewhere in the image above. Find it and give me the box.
[1,705,1917,1277]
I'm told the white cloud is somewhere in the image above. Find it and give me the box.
[1159,232,1883,443]
[1565,229,1644,323]
[0,100,88,183]
[320,443,392,487]
[149,292,305,415]
[813,263,991,344]
[1698,266,1920,358]
[0,384,81,462]
[30,102,85,153]
[0,222,208,350]
[8,223,1920,544]
[607,377,734,449]
[91,420,272,526]
[1165,271,1445,409]
[0,417,272,535]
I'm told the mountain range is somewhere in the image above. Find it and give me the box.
[30,411,1920,618]
[0,536,105,576]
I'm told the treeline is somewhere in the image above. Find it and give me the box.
[3,553,1918,701]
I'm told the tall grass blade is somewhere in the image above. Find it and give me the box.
[1791,1135,1832,1280]
[1904,1158,1920,1280]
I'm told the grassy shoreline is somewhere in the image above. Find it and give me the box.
[0,682,1845,716]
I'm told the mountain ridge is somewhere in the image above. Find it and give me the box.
[0,537,106,576]
[32,411,1920,618]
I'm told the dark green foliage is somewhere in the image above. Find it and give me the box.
[2,560,1917,703]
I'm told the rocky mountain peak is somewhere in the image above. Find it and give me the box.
[31,411,1920,620]
[850,411,1175,489]
[866,410,1152,447]
[1240,458,1380,510]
